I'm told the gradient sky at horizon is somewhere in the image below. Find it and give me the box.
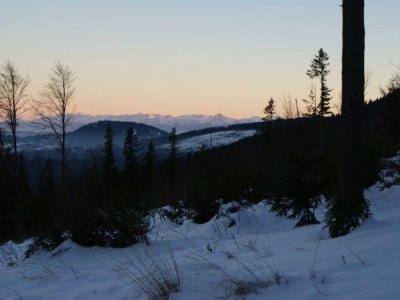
[1,1,399,119]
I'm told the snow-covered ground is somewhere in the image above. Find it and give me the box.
[158,130,257,152]
[1,183,399,299]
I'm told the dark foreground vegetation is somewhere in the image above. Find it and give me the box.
[1,88,399,251]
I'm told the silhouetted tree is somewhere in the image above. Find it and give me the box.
[307,48,332,152]
[143,141,157,195]
[123,127,140,172]
[263,97,276,121]
[102,123,116,208]
[31,61,76,189]
[327,0,370,237]
[21,159,64,247]
[0,128,14,242]
[167,127,179,182]
[102,123,116,174]
[0,60,30,169]
[307,48,332,117]
[302,84,318,118]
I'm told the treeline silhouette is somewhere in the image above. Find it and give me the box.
[0,89,399,249]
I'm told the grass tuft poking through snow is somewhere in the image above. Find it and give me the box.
[108,241,180,300]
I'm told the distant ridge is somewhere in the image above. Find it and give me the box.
[3,113,261,136]
[64,113,261,133]
[67,120,168,148]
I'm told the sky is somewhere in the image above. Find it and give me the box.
[1,1,399,119]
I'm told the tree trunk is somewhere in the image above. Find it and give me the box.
[340,0,365,202]
[329,0,370,237]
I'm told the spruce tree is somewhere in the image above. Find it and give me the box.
[102,123,116,173]
[166,127,180,206]
[167,127,179,181]
[143,141,157,188]
[307,48,332,117]
[142,141,157,210]
[123,127,141,171]
[0,128,14,242]
[102,123,116,208]
[120,126,142,209]
[263,97,276,121]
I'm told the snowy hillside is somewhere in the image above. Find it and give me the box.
[1,182,399,299]
[158,130,257,152]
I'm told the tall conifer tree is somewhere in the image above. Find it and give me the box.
[327,0,370,237]
[307,48,332,117]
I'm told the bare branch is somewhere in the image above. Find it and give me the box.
[31,61,76,187]
[280,95,296,119]
[0,60,30,161]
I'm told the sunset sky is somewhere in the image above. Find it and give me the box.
[1,1,399,119]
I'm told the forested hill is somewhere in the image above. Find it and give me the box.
[176,122,264,140]
[67,121,168,148]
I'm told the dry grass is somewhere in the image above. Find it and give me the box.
[108,241,180,300]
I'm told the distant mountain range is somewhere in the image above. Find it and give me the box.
[8,113,262,135]
[69,113,261,132]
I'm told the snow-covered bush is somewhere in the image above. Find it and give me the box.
[0,241,25,267]
[378,151,400,189]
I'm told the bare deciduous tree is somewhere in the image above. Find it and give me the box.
[379,63,400,96]
[280,95,296,119]
[31,61,76,187]
[0,60,30,165]
[364,67,373,98]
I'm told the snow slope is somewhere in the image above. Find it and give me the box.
[158,130,257,152]
[1,184,399,299]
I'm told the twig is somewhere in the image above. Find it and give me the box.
[310,277,322,294]
[10,287,24,300]
[70,263,78,279]
[369,197,379,210]
[347,248,365,265]
[311,230,323,278]
[230,235,240,249]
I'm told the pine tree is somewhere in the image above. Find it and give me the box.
[120,126,143,209]
[0,128,14,242]
[21,158,61,246]
[143,141,157,187]
[102,123,116,208]
[123,127,141,171]
[307,48,332,117]
[39,159,56,193]
[166,127,180,205]
[263,97,276,121]
[167,127,179,181]
[142,141,157,209]
[102,123,116,173]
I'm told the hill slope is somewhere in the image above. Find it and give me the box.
[67,120,168,148]
[0,181,399,299]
